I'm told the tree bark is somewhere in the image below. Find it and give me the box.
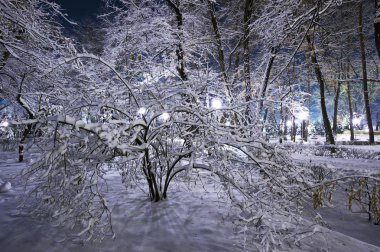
[359,2,375,144]
[17,74,35,162]
[375,0,380,58]
[305,59,311,142]
[306,34,335,145]
[332,80,341,135]
[259,47,277,114]
[240,0,254,127]
[347,82,355,141]
[207,0,231,99]
[165,0,187,81]
[243,0,253,104]
[291,116,296,142]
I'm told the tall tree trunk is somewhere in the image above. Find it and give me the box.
[347,82,355,141]
[306,34,335,145]
[17,75,35,162]
[345,61,355,141]
[165,0,187,81]
[359,3,375,144]
[291,116,296,142]
[375,0,380,58]
[166,0,198,146]
[243,0,254,116]
[306,59,311,142]
[332,80,341,136]
[259,47,277,114]
[207,0,231,99]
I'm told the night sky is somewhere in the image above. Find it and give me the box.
[54,0,103,21]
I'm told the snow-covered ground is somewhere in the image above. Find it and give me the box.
[293,153,380,247]
[272,131,380,146]
[0,149,380,252]
[0,151,245,252]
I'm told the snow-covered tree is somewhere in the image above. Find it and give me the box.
[0,0,79,160]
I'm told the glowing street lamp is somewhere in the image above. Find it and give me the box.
[298,111,309,121]
[137,107,147,115]
[211,98,222,109]
[161,112,170,121]
[353,117,361,126]
[0,121,9,127]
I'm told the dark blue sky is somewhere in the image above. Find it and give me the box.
[55,0,103,21]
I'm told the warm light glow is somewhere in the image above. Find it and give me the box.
[286,120,292,127]
[298,111,309,121]
[353,117,361,126]
[137,107,147,115]
[211,98,222,109]
[173,138,185,145]
[161,112,170,121]
[0,121,9,127]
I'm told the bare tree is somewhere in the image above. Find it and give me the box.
[358,1,375,144]
[306,33,335,145]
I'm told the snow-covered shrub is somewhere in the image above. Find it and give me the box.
[347,178,380,225]
[19,110,328,249]
[310,121,325,136]
[313,146,380,160]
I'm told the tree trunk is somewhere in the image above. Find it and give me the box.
[291,116,296,142]
[243,0,254,117]
[345,62,355,141]
[375,0,380,58]
[207,0,242,127]
[259,47,277,114]
[332,81,341,136]
[144,149,161,202]
[347,82,355,141]
[359,3,375,144]
[207,0,232,99]
[165,0,187,81]
[306,59,311,142]
[17,75,35,162]
[306,34,335,145]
